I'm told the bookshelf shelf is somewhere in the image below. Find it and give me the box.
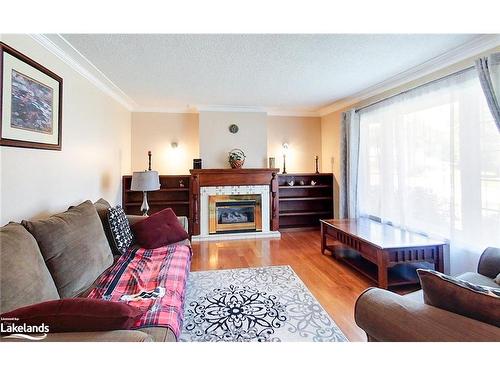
[278,173,334,231]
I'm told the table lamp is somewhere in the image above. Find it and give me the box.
[130,170,160,216]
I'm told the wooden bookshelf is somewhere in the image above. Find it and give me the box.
[122,175,191,233]
[278,173,334,231]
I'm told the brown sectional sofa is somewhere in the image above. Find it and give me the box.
[0,199,189,342]
[355,247,500,341]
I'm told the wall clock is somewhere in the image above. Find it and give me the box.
[229,124,239,133]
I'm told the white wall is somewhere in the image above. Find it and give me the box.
[131,112,199,175]
[130,112,325,174]
[199,111,267,168]
[267,116,322,173]
[0,34,131,225]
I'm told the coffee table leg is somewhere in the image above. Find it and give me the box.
[377,266,388,289]
[321,222,326,254]
[377,251,389,289]
[436,245,445,273]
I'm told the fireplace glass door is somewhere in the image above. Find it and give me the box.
[209,194,262,234]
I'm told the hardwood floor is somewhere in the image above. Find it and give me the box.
[191,230,376,342]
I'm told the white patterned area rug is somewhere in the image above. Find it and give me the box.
[180,265,348,342]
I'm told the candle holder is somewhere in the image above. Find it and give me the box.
[282,143,289,174]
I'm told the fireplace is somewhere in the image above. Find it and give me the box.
[190,169,280,241]
[209,194,262,234]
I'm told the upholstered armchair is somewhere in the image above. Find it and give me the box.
[354,247,500,342]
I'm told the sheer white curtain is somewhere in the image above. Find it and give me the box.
[358,68,500,275]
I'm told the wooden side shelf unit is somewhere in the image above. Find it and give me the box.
[122,175,191,232]
[278,173,334,231]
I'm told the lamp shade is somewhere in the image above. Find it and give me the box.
[130,171,160,192]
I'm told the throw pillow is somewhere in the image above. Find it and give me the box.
[495,273,500,286]
[107,206,134,254]
[0,298,143,334]
[131,208,188,249]
[22,201,114,299]
[417,269,500,327]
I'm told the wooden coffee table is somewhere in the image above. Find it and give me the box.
[321,218,445,289]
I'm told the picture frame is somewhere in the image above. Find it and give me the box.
[0,42,63,150]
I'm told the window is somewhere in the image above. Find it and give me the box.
[357,68,500,274]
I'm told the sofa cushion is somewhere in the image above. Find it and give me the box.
[93,198,116,252]
[22,200,114,298]
[138,326,176,342]
[0,223,59,313]
[131,208,189,249]
[1,298,143,333]
[8,330,153,342]
[417,269,500,327]
[107,206,134,254]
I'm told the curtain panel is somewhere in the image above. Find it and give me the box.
[475,52,500,132]
[357,68,500,275]
[339,109,360,219]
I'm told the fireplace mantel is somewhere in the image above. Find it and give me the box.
[189,168,280,236]
[189,168,279,186]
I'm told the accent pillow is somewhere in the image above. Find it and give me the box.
[0,298,143,333]
[22,201,114,299]
[107,206,134,254]
[131,208,188,249]
[417,269,500,327]
[495,273,500,286]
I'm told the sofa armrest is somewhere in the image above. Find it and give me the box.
[0,330,153,342]
[477,247,500,279]
[354,288,500,342]
[177,216,189,232]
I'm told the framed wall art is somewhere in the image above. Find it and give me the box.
[0,42,63,150]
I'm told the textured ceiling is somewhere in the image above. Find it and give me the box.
[62,34,480,112]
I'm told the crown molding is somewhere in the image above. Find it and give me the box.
[133,105,321,117]
[133,106,198,114]
[266,109,320,117]
[318,34,500,116]
[133,105,266,114]
[196,105,267,113]
[29,34,136,111]
[196,105,321,116]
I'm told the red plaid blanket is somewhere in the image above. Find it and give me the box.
[87,244,191,339]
